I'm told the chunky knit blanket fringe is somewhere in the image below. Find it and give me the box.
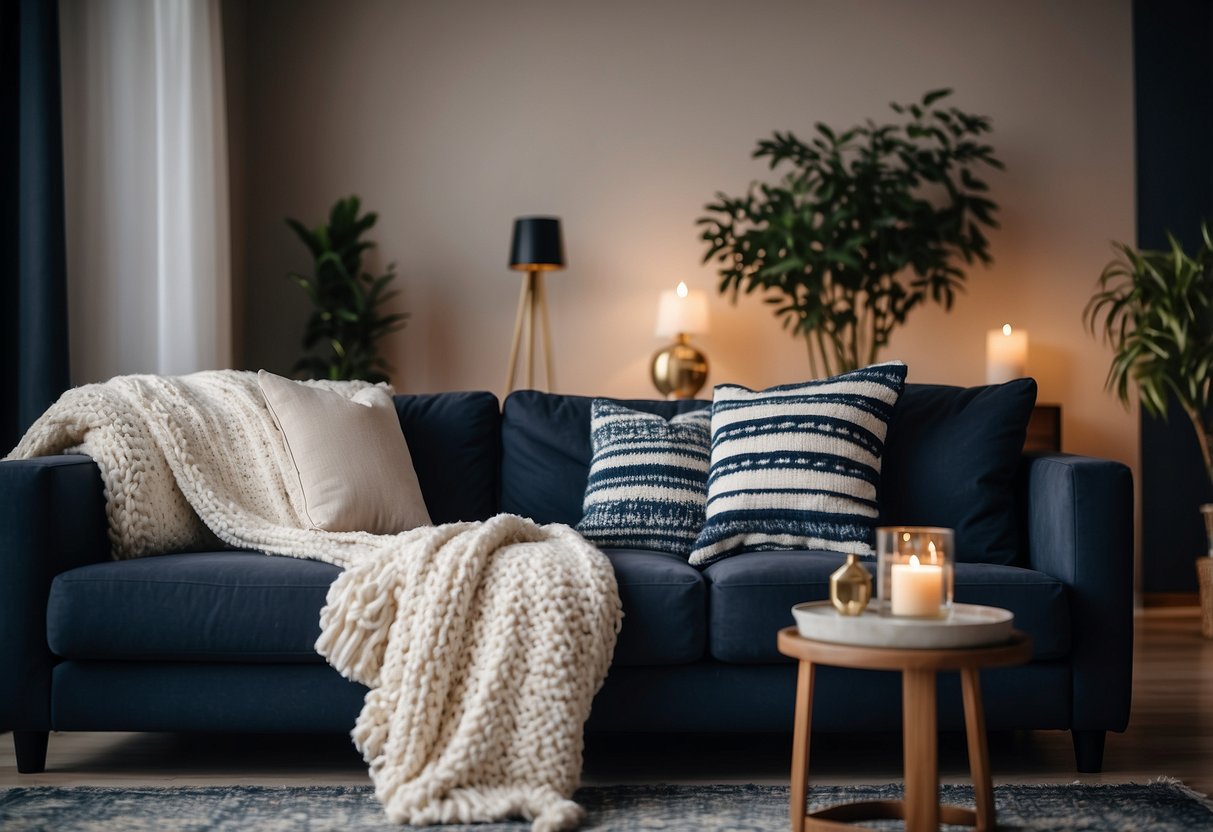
[7,371,622,832]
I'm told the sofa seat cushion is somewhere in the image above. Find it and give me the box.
[704,550,1069,663]
[48,551,340,663]
[48,547,706,668]
[604,548,706,666]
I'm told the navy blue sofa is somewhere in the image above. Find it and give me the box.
[0,385,1134,776]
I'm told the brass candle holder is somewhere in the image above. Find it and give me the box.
[829,553,872,616]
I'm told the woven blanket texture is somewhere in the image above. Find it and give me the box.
[7,371,622,831]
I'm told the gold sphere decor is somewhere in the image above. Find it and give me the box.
[651,281,710,400]
[651,336,709,399]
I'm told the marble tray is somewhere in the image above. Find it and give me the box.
[791,601,1014,648]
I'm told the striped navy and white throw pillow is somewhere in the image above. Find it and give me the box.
[576,400,711,557]
[688,361,908,567]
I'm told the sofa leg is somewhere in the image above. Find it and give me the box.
[1072,729,1105,773]
[14,730,49,774]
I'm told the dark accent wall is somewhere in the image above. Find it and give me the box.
[1134,0,1213,593]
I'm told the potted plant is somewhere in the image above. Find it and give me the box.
[698,89,1002,378]
[286,196,407,383]
[1084,224,1213,634]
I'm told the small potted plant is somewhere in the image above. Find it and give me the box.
[1084,224,1213,634]
[286,196,407,383]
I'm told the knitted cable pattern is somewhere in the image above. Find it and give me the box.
[7,371,621,831]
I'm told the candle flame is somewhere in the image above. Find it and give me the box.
[676,281,689,298]
[928,541,937,561]
[902,532,910,542]
[1002,323,1013,336]
[909,554,921,568]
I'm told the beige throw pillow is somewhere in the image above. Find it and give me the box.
[257,370,432,533]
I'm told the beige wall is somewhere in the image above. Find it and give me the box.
[230,0,1136,471]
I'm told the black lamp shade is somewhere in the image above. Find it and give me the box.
[509,216,565,271]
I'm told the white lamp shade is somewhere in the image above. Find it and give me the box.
[986,325,1028,384]
[655,288,710,337]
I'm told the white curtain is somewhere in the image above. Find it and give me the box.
[60,0,231,383]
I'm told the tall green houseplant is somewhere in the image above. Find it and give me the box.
[1084,224,1213,486]
[286,196,406,383]
[699,89,1002,377]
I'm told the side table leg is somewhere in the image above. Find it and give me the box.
[961,667,994,832]
[789,660,815,832]
[902,668,939,832]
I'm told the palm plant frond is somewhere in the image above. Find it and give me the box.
[1084,223,1213,486]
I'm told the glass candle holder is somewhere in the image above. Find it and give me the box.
[876,526,954,619]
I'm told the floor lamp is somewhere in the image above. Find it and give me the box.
[505,216,565,392]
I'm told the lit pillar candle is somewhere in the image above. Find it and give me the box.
[986,324,1028,384]
[890,554,943,617]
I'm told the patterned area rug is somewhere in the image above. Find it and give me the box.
[2,782,1211,831]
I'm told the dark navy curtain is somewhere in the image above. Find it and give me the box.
[1134,0,1213,593]
[2,0,70,451]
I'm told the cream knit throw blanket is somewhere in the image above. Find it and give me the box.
[7,371,622,831]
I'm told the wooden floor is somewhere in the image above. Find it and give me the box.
[2,608,1210,794]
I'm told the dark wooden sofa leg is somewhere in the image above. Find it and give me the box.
[14,730,49,774]
[1072,729,1105,773]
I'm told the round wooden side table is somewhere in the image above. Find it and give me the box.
[776,626,1033,832]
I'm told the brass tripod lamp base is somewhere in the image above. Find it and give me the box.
[504,216,564,392]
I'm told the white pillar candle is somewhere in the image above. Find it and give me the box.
[890,554,943,617]
[986,323,1028,384]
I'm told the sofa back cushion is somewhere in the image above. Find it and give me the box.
[394,391,501,523]
[500,380,1035,565]
[501,391,708,525]
[877,378,1037,565]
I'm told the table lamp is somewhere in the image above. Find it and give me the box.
[651,281,710,399]
[505,216,565,392]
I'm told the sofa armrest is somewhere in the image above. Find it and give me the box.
[0,455,109,731]
[1023,452,1134,733]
